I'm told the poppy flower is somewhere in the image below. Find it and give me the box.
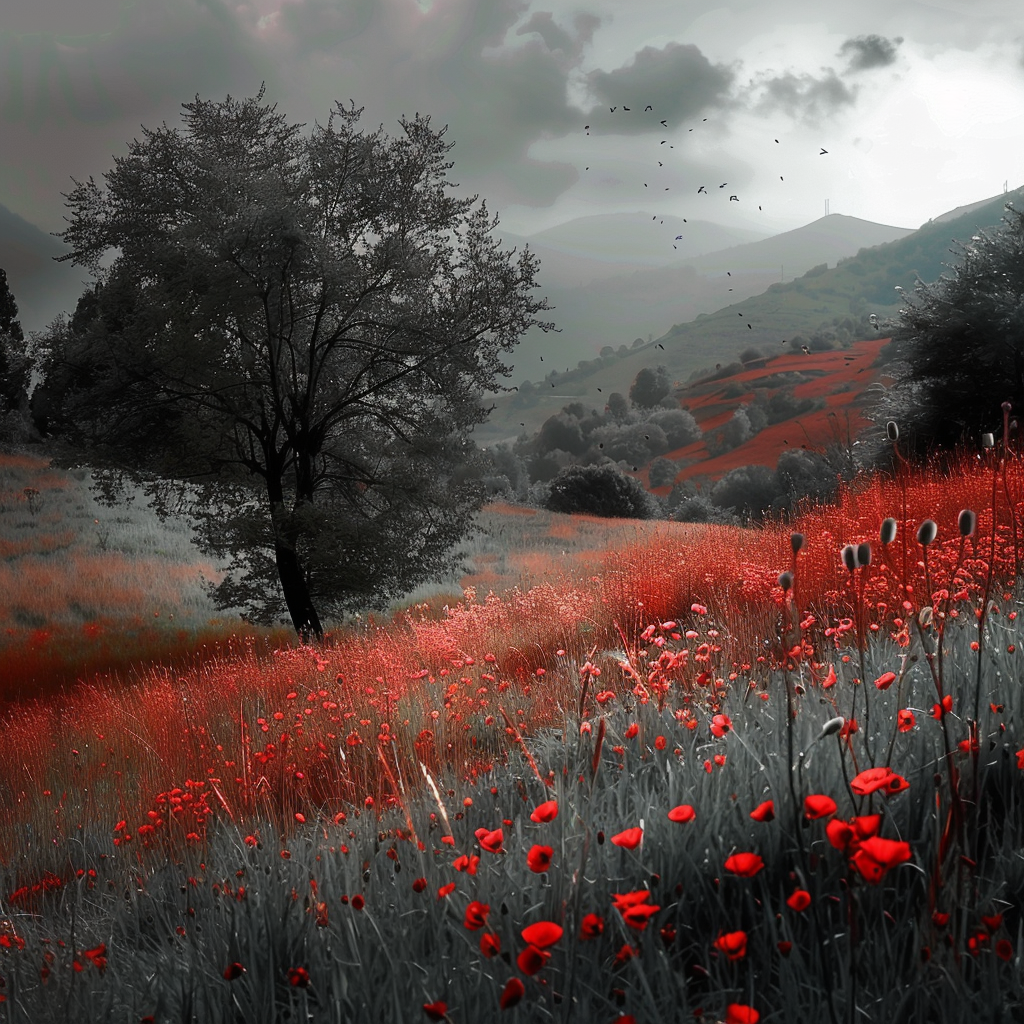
[851,814,881,839]
[777,940,793,956]
[621,902,661,931]
[996,939,1014,962]
[873,671,897,690]
[453,854,480,874]
[530,800,558,823]
[713,930,747,960]
[423,1001,448,1021]
[500,977,525,1009]
[726,1004,760,1024]
[624,722,639,739]
[611,889,652,910]
[660,923,677,945]
[613,943,639,966]
[822,664,837,688]
[724,852,764,877]
[521,921,563,949]
[982,913,1004,933]
[851,836,912,884]
[517,944,550,975]
[437,883,456,899]
[710,713,732,737]
[611,827,643,850]
[850,766,908,796]
[750,800,775,822]
[527,845,553,873]
[826,818,854,851]
[288,967,309,988]
[464,901,490,930]
[786,889,811,912]
[897,709,915,732]
[804,794,837,820]
[580,912,605,939]
[474,827,504,853]
[480,932,501,958]
[83,943,106,971]
[668,804,696,823]
[223,962,245,980]
[412,877,427,893]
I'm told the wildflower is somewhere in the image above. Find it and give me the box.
[804,794,837,820]
[521,921,563,948]
[474,827,504,853]
[851,835,911,885]
[437,883,456,899]
[996,939,1014,962]
[223,962,245,980]
[713,930,747,960]
[916,520,937,546]
[897,709,916,732]
[611,827,643,850]
[287,967,309,988]
[500,977,525,1009]
[453,854,480,874]
[412,877,427,893]
[749,800,775,823]
[778,940,793,956]
[726,1004,760,1024]
[668,804,696,823]
[710,713,732,737]
[850,766,909,796]
[787,889,811,912]
[660,923,677,945]
[530,800,558,823]
[819,716,845,738]
[422,1001,448,1021]
[527,845,553,873]
[464,901,490,930]
[624,722,639,739]
[580,912,605,939]
[621,902,661,931]
[480,932,501,957]
[874,671,897,690]
[724,852,764,877]
[517,944,550,975]
[350,894,365,911]
[613,943,639,965]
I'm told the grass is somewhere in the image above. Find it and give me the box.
[0,444,1023,1022]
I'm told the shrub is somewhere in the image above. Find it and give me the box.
[771,447,841,515]
[647,409,702,449]
[629,365,672,409]
[544,464,659,519]
[648,456,679,489]
[709,463,781,523]
[672,492,740,524]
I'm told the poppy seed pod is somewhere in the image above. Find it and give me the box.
[918,606,933,627]
[916,519,937,546]
[886,421,899,441]
[982,433,995,448]
[778,571,793,592]
[857,542,872,567]
[880,518,897,545]
[820,716,845,739]
[791,532,805,555]
[1002,401,1012,414]
[842,544,857,572]
[958,509,976,538]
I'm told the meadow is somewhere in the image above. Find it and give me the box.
[0,442,1023,1023]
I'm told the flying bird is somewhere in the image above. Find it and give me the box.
[775,139,779,143]
[645,105,653,111]
[623,106,630,111]
[657,344,664,349]
[610,107,617,112]
[697,185,707,194]
[719,183,727,188]
[675,235,683,239]
[658,161,663,166]
[820,148,828,155]
[727,271,731,276]
[660,120,667,126]
[730,195,738,201]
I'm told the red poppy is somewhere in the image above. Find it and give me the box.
[453,854,480,874]
[610,827,643,849]
[777,940,793,956]
[527,845,553,873]
[726,1004,760,1024]
[786,889,811,912]
[480,932,501,958]
[660,923,677,946]
[724,852,764,877]
[475,827,504,853]
[851,836,912,884]
[851,814,881,839]
[749,800,775,822]
[437,882,456,899]
[713,930,747,960]
[580,912,605,939]
[500,977,525,1009]
[223,962,245,980]
[611,889,652,910]
[83,943,106,972]
[521,921,563,949]
[412,877,427,893]
[897,709,915,733]
[464,900,490,930]
[612,1017,637,1024]
[873,671,897,690]
[850,766,908,796]
[996,939,1014,962]
[613,943,638,966]
[711,713,733,737]
[668,804,696,823]
[822,664,837,688]
[624,722,639,739]
[621,902,661,931]
[1017,748,1024,770]
[530,800,558,823]
[826,818,854,851]
[287,967,309,988]
[803,794,837,820]
[422,1001,448,1021]
[517,944,550,975]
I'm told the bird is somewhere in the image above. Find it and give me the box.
[675,235,683,239]
[661,140,667,145]
[657,343,664,349]
[540,356,543,361]
[801,345,810,353]
[623,106,630,111]
[727,272,731,276]
[719,183,727,188]
[660,120,667,126]
[748,324,752,329]
[820,148,828,155]
[658,161,663,166]
[729,195,738,201]
[758,206,762,211]
[780,176,784,181]
[610,107,617,112]
[645,105,653,111]
[697,186,706,194]
[775,139,779,143]
[597,388,602,392]
[644,183,648,187]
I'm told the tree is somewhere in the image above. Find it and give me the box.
[629,365,671,408]
[40,85,554,641]
[606,392,629,421]
[545,464,658,519]
[0,268,31,415]
[868,203,1024,466]
[709,464,780,523]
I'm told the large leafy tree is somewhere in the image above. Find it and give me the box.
[0,268,31,414]
[40,85,554,641]
[866,203,1024,467]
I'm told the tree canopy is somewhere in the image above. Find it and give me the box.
[37,85,554,641]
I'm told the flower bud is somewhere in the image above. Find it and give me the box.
[778,571,793,592]
[857,542,872,567]
[790,532,805,555]
[886,421,899,442]
[842,544,857,572]
[819,716,845,739]
[982,433,995,449]
[880,518,897,545]
[918,606,933,627]
[958,509,976,538]
[1002,401,1012,414]
[916,519,937,546]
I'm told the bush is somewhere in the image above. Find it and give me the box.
[709,463,781,523]
[647,408,702,449]
[629,365,672,409]
[771,447,841,515]
[672,493,740,525]
[648,456,679,489]
[545,464,659,519]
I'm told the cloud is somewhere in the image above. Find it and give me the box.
[749,68,857,125]
[584,42,737,131]
[839,34,903,72]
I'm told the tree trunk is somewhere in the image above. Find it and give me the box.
[267,482,324,644]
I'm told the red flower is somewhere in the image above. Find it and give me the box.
[610,827,643,850]
[981,913,1004,933]
[464,900,490,930]
[613,943,638,966]
[850,766,908,796]
[621,902,661,931]
[350,894,364,911]
[826,818,854,851]
[660,923,677,946]
[527,845,553,873]
[475,827,504,853]
[580,912,605,939]
[1016,748,1024,770]
[851,836,912,884]
[423,1001,448,1021]
[500,977,525,1009]
[530,800,558,823]
[777,940,793,956]
[287,967,309,988]
[726,1003,760,1024]
[803,794,837,820]
[724,852,764,877]
[83,943,107,972]
[996,939,1014,962]
[521,921,563,948]
[873,671,897,690]
[713,930,747,960]
[710,713,733,737]
[480,932,501,958]
[786,889,811,912]
[624,722,639,739]
[437,882,456,899]
[453,854,480,874]
[749,800,775,822]
[517,944,550,975]
[611,889,652,910]
[668,804,696,823]
[412,877,427,893]
[897,709,915,733]
[223,962,245,980]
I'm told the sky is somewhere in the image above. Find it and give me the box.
[2,0,1023,252]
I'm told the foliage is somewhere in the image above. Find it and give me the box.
[709,463,780,522]
[544,463,659,519]
[33,85,553,640]
[648,456,679,489]
[629,364,672,409]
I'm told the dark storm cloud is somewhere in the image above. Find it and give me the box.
[839,34,904,72]
[584,42,737,131]
[750,68,857,125]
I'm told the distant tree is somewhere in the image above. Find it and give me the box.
[739,346,764,365]
[545,463,658,519]
[600,345,616,359]
[647,408,701,449]
[0,268,32,415]
[709,463,781,523]
[867,203,1024,467]
[36,85,553,641]
[606,392,629,421]
[673,492,740,525]
[705,406,754,457]
[772,448,840,515]
[536,412,587,456]
[629,365,672,408]
[589,422,657,465]
[648,455,678,488]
